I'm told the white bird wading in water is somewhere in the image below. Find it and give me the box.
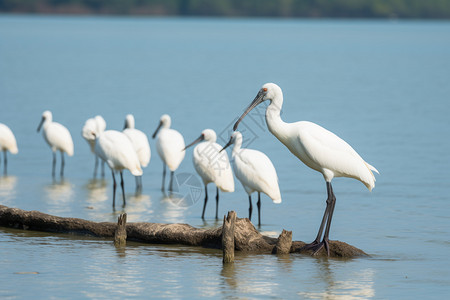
[123,114,151,193]
[92,130,143,207]
[37,110,74,178]
[233,83,379,256]
[220,131,281,227]
[152,114,185,193]
[184,129,234,219]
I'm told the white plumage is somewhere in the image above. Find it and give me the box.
[0,123,18,175]
[37,110,74,177]
[94,130,142,207]
[123,114,151,192]
[152,114,185,192]
[185,129,234,219]
[221,131,281,226]
[233,83,379,255]
[82,115,106,178]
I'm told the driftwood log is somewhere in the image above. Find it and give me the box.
[0,205,368,258]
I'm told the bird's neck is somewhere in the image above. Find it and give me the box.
[232,140,242,156]
[266,100,289,142]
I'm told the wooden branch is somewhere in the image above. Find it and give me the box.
[0,205,368,258]
[114,213,127,247]
[222,211,236,263]
[272,229,292,255]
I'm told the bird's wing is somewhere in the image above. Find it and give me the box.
[194,142,234,192]
[233,148,281,202]
[158,129,185,171]
[296,121,376,188]
[96,131,142,176]
[123,129,151,167]
[47,122,74,156]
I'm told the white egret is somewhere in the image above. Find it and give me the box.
[184,129,234,219]
[82,115,106,178]
[233,83,379,256]
[123,114,151,192]
[0,123,19,175]
[221,131,281,226]
[92,130,143,207]
[152,114,185,192]
[37,110,74,178]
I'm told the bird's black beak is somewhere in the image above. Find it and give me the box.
[184,134,204,151]
[233,88,266,131]
[37,117,44,132]
[219,136,233,153]
[152,121,163,139]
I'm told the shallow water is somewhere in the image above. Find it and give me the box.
[1,15,450,299]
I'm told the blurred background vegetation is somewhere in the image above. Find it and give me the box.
[1,0,450,18]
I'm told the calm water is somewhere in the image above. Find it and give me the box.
[1,15,450,299]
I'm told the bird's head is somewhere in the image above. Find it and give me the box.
[152,114,171,139]
[37,110,52,132]
[184,129,216,151]
[124,114,135,130]
[233,83,281,131]
[220,131,242,152]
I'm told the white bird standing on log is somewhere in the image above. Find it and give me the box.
[152,114,185,193]
[184,129,234,219]
[93,130,142,207]
[220,131,281,226]
[82,115,106,178]
[233,83,379,256]
[123,114,151,193]
[0,123,18,175]
[37,110,74,178]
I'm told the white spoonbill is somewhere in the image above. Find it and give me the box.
[0,123,19,175]
[92,130,143,207]
[184,129,234,219]
[123,114,151,193]
[37,110,74,178]
[233,83,379,255]
[220,131,281,226]
[82,115,106,178]
[152,114,185,193]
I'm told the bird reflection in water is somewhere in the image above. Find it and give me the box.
[299,260,375,300]
[44,178,74,215]
[0,175,18,205]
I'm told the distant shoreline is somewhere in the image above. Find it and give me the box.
[1,0,450,20]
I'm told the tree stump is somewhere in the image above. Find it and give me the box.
[222,211,237,263]
[114,213,127,247]
[272,229,292,255]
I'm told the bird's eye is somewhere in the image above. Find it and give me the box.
[263,88,268,92]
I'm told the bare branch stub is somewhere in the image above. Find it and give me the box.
[222,211,237,263]
[114,213,127,247]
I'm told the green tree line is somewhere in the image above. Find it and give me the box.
[1,0,450,18]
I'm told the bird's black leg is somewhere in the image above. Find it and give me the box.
[215,187,219,220]
[3,150,7,175]
[257,192,262,227]
[248,195,253,221]
[60,151,65,178]
[161,164,166,192]
[120,171,126,207]
[319,183,336,256]
[201,184,208,219]
[302,182,336,256]
[94,156,98,178]
[112,170,117,207]
[169,171,174,192]
[52,152,56,178]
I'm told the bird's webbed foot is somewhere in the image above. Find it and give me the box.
[301,238,330,256]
